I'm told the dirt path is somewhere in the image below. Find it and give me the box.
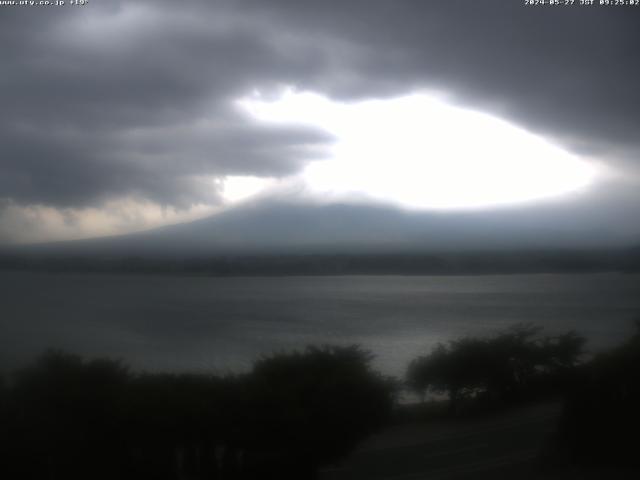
[320,401,562,480]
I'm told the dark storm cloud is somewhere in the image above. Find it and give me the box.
[240,0,640,168]
[0,117,328,207]
[1,0,639,214]
[0,0,334,208]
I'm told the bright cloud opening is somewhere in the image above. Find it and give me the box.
[238,89,598,209]
[221,176,276,204]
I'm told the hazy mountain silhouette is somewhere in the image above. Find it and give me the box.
[7,199,637,258]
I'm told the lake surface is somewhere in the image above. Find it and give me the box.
[1,272,639,377]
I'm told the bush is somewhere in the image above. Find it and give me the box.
[553,323,640,468]
[407,324,585,413]
[1,345,395,479]
[245,345,395,466]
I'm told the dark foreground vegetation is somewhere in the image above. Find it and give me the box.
[547,322,640,471]
[1,323,639,479]
[0,346,394,480]
[407,324,586,414]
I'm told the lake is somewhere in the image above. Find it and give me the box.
[1,271,639,377]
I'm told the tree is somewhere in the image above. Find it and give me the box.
[552,321,640,468]
[3,345,396,479]
[406,324,586,413]
[8,350,130,479]
[244,345,395,475]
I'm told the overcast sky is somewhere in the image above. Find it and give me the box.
[1,0,639,245]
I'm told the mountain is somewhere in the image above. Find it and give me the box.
[3,199,631,257]
[1,199,639,275]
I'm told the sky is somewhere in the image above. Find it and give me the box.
[1,0,639,245]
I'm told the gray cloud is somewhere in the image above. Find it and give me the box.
[0,1,334,210]
[242,1,640,168]
[1,0,639,242]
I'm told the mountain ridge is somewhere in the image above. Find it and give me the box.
[1,200,638,275]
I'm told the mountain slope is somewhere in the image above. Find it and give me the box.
[6,199,636,258]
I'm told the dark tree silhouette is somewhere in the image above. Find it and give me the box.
[241,345,395,477]
[407,324,585,413]
[5,350,130,479]
[551,320,640,469]
[1,345,395,479]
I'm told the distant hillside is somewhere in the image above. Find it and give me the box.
[1,200,639,275]
[1,249,638,276]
